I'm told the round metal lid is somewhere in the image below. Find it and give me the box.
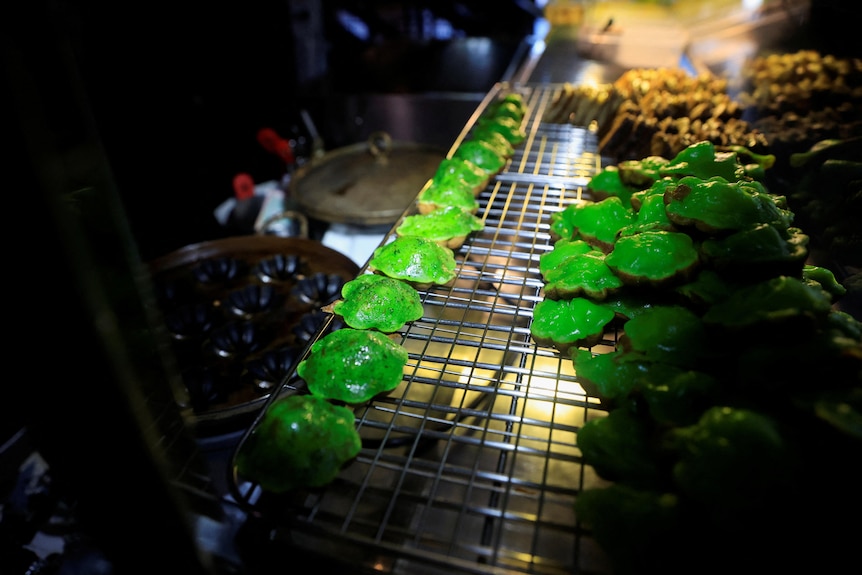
[290,132,445,226]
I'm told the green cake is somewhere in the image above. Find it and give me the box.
[330,274,424,333]
[297,328,409,404]
[235,394,362,493]
[417,180,480,214]
[368,236,459,289]
[396,205,485,249]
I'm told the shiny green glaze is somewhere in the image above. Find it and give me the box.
[235,394,361,493]
[548,202,584,241]
[587,166,639,209]
[702,275,834,330]
[530,296,616,352]
[630,177,677,210]
[618,155,670,187]
[802,264,847,299]
[433,157,488,191]
[659,140,745,182]
[369,236,458,286]
[605,230,699,286]
[396,205,484,242]
[674,269,740,307]
[570,196,637,251]
[543,250,624,300]
[418,180,480,213]
[485,98,526,122]
[700,223,809,273]
[298,328,409,403]
[574,348,716,426]
[618,192,674,237]
[725,144,776,174]
[332,274,424,332]
[573,348,652,401]
[475,115,526,145]
[664,176,793,232]
[619,305,707,368]
[472,129,514,157]
[453,139,506,175]
[538,238,594,277]
[597,294,655,321]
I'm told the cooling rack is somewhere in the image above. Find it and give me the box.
[229,83,619,575]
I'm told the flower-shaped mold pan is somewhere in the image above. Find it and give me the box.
[256,254,304,283]
[292,272,350,307]
[148,236,359,433]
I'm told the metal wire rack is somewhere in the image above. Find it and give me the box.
[229,83,619,575]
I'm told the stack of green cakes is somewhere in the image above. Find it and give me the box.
[237,91,531,495]
[404,92,528,249]
[529,139,862,574]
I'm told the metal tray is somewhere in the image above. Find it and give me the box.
[228,83,616,575]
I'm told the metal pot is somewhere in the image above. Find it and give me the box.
[289,131,446,226]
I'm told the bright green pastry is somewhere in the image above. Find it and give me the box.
[550,197,636,247]
[630,177,678,211]
[548,202,583,241]
[658,140,746,182]
[664,176,793,233]
[802,264,847,300]
[674,269,741,308]
[605,230,700,287]
[530,296,616,354]
[432,157,489,194]
[569,196,637,252]
[543,250,624,300]
[699,223,809,277]
[368,236,458,288]
[597,293,656,321]
[472,129,514,158]
[331,274,424,333]
[573,348,698,406]
[235,394,362,493]
[587,166,640,209]
[485,94,527,122]
[538,238,595,277]
[619,305,709,368]
[701,275,834,332]
[396,205,485,249]
[474,115,526,145]
[618,155,670,187]
[573,348,647,401]
[453,139,507,175]
[573,349,720,426]
[417,179,480,214]
[297,328,409,403]
[617,192,675,237]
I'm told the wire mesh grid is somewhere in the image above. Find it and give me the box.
[231,84,618,575]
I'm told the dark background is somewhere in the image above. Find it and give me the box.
[10,0,540,262]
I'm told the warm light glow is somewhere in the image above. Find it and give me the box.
[528,373,587,401]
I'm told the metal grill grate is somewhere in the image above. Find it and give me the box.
[231,83,618,575]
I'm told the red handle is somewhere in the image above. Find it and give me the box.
[233,172,256,200]
[257,127,295,164]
